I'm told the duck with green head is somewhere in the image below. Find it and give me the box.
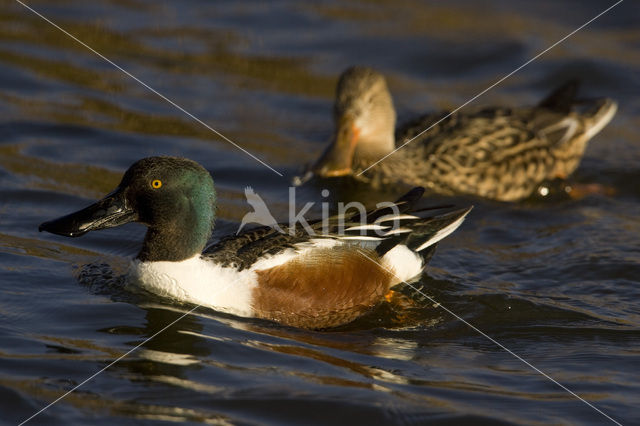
[40,156,471,329]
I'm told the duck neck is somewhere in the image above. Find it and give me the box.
[137,195,215,263]
[137,226,210,262]
[354,131,396,168]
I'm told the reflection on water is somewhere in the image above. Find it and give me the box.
[1,0,639,424]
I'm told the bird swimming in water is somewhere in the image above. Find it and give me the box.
[39,156,471,329]
[296,66,617,202]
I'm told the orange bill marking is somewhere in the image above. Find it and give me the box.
[323,168,352,177]
[384,290,396,303]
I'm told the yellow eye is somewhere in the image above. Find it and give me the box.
[151,179,162,189]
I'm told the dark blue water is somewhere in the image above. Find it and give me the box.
[1,0,639,424]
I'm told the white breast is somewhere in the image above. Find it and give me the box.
[127,256,257,318]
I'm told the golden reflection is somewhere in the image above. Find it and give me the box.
[143,374,222,394]
[0,145,120,198]
[0,376,233,425]
[0,5,338,163]
[137,349,200,366]
[26,334,122,358]
[0,232,99,261]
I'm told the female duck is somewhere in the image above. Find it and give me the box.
[40,156,470,329]
[301,67,617,201]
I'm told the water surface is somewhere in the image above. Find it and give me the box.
[1,0,639,425]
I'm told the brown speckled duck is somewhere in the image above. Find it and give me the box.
[298,67,617,202]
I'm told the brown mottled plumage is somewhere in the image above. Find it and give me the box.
[304,67,617,202]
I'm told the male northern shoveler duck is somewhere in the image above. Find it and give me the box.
[297,66,617,202]
[39,156,471,329]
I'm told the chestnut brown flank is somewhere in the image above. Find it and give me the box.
[252,247,395,329]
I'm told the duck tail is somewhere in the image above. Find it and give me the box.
[404,206,471,253]
[374,204,472,260]
[371,204,470,287]
[334,187,470,264]
[579,97,618,140]
[537,79,580,113]
[538,80,617,139]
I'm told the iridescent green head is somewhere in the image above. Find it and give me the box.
[40,156,217,262]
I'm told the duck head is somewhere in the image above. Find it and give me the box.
[311,67,396,179]
[40,156,216,262]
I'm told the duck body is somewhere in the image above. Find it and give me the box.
[371,99,616,201]
[129,238,420,328]
[40,156,470,329]
[306,67,617,202]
